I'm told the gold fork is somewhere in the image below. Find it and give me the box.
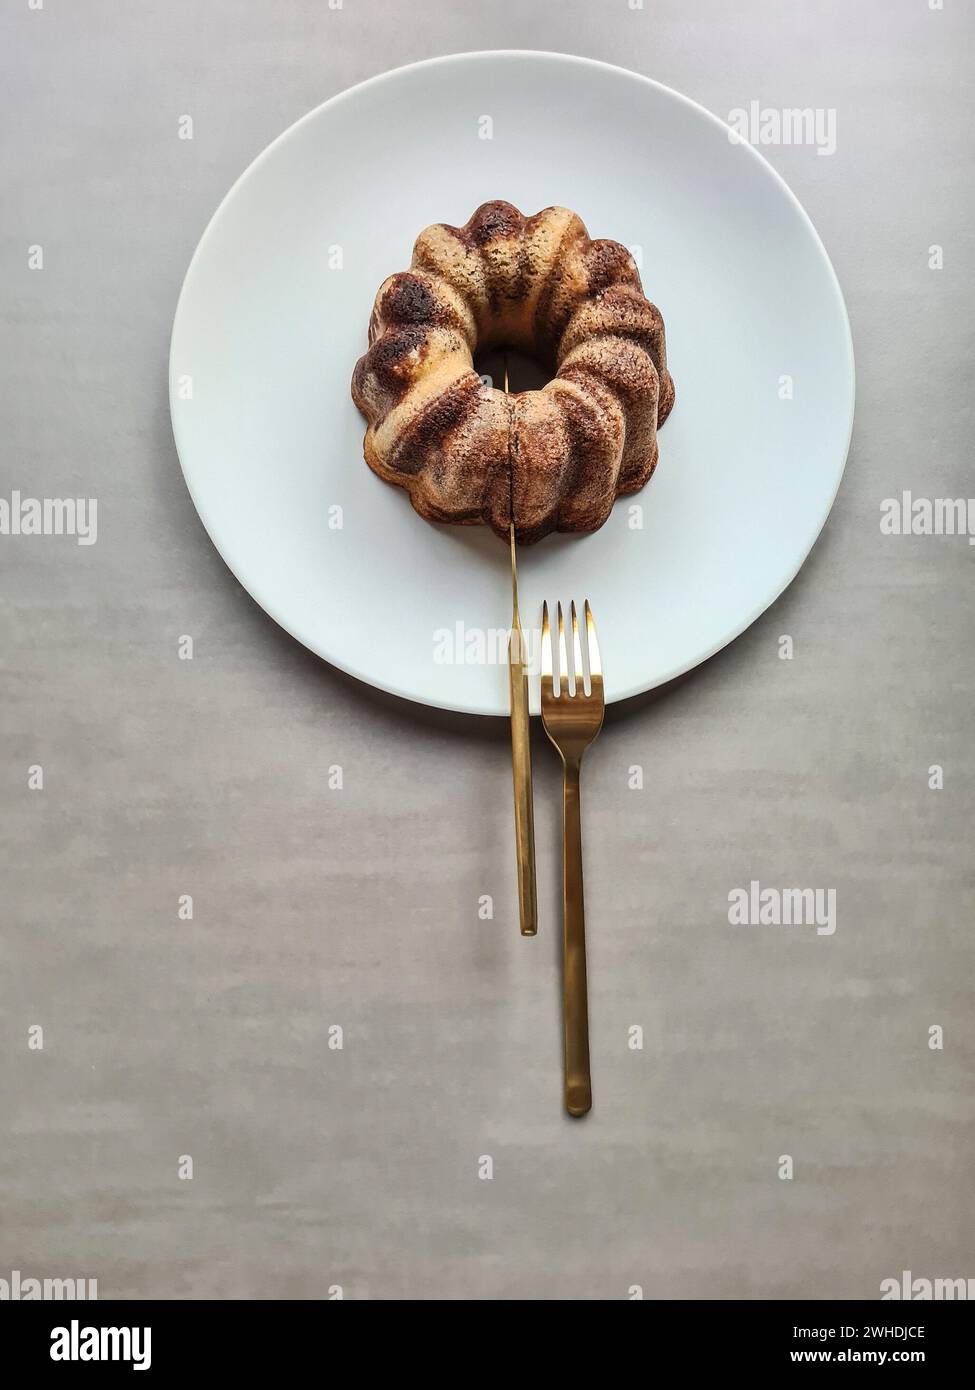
[541,599,605,1117]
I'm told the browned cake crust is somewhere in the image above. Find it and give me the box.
[351,200,675,545]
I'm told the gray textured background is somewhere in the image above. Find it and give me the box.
[2,0,973,1301]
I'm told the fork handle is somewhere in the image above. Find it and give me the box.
[562,761,592,1116]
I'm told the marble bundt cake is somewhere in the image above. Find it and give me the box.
[351,201,675,545]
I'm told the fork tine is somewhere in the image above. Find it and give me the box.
[570,600,586,696]
[584,600,602,684]
[556,602,568,697]
[541,601,553,692]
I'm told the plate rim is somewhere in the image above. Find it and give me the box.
[169,48,856,717]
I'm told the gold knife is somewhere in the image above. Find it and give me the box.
[504,356,538,937]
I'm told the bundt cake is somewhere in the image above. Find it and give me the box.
[351,200,675,545]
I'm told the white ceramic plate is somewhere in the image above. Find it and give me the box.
[170,51,854,717]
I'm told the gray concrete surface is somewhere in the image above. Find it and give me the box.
[1,0,973,1300]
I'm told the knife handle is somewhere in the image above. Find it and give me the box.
[509,650,537,938]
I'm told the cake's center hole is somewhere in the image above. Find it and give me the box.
[473,345,550,394]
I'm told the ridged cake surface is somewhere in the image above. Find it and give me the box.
[351,201,675,544]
